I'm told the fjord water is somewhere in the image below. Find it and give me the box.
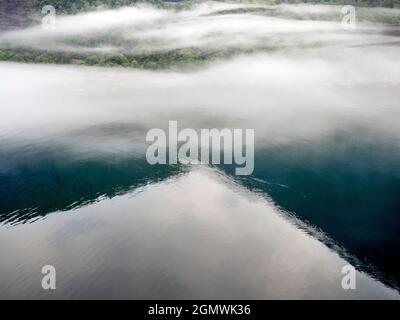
[1,3,400,298]
[0,167,398,299]
[1,54,399,298]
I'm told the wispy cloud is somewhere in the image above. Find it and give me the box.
[1,2,398,54]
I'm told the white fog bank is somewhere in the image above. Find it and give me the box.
[1,39,399,152]
[1,2,399,54]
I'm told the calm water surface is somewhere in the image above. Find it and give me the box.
[0,48,400,298]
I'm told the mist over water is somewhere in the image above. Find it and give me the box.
[1,2,400,298]
[1,2,400,54]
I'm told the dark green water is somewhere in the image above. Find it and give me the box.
[231,130,400,290]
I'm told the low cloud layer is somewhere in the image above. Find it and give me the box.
[1,2,399,54]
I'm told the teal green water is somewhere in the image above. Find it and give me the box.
[1,125,400,292]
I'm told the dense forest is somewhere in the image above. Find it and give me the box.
[29,0,400,14]
[1,0,399,30]
[28,0,400,13]
[1,0,399,27]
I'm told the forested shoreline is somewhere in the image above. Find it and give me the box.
[2,0,399,30]
[1,1,400,69]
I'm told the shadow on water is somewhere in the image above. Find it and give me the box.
[221,128,400,291]
[0,142,183,225]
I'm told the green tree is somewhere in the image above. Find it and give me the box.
[110,53,129,65]
[85,54,101,65]
[0,50,7,61]
[383,0,394,7]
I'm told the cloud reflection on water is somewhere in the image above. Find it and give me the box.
[0,167,398,299]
